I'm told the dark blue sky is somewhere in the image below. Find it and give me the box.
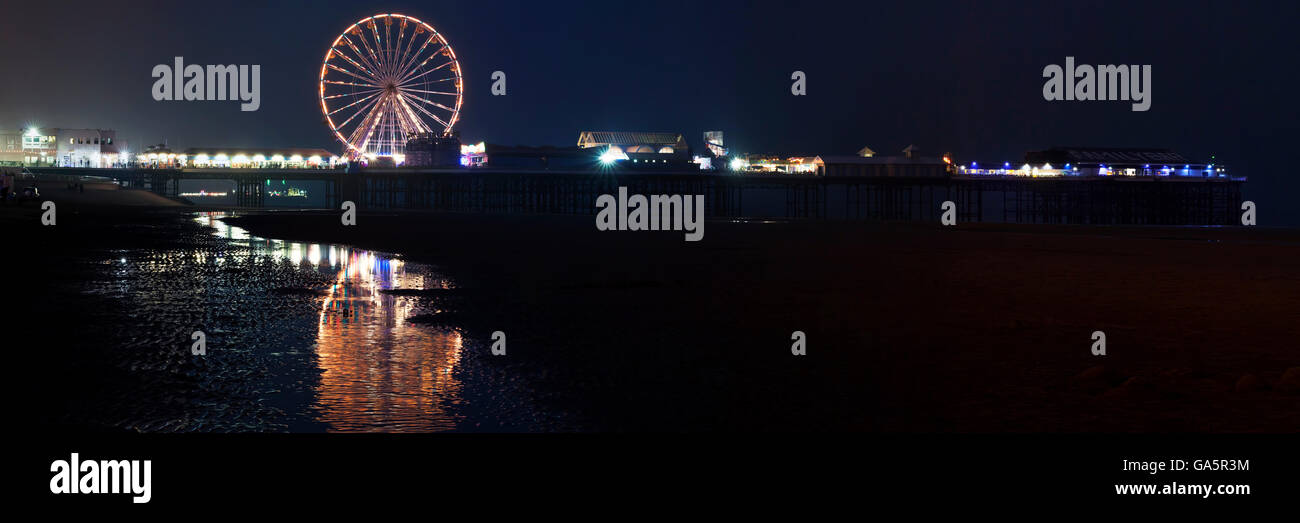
[2,0,1297,222]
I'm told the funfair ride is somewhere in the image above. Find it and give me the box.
[319,13,463,163]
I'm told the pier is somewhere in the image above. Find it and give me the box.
[28,167,1245,225]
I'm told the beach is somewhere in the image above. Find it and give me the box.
[11,192,1300,432]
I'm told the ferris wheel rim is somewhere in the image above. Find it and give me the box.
[318,13,464,159]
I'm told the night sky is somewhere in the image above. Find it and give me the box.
[2,0,1297,222]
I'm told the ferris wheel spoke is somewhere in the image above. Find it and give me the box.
[382,19,393,75]
[351,99,387,153]
[401,95,450,129]
[382,19,396,80]
[329,48,380,82]
[340,34,384,79]
[396,46,450,84]
[392,35,444,81]
[400,87,459,96]
[354,25,386,82]
[334,94,382,129]
[393,26,421,81]
[366,20,386,75]
[398,59,454,86]
[323,79,378,88]
[394,94,435,133]
[401,91,458,114]
[391,20,407,79]
[390,23,407,80]
[323,88,383,102]
[393,96,429,134]
[326,62,380,86]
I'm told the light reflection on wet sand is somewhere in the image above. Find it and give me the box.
[196,212,465,432]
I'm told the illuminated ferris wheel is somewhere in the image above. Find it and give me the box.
[319,13,463,160]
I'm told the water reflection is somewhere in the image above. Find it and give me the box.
[195,212,465,432]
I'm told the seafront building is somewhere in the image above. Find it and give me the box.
[0,127,124,167]
[577,131,693,168]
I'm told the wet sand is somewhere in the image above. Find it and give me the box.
[11,194,1300,432]
[218,211,1300,432]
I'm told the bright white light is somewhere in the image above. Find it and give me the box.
[290,154,304,163]
[730,158,748,171]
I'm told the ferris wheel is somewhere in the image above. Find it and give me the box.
[319,13,463,160]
